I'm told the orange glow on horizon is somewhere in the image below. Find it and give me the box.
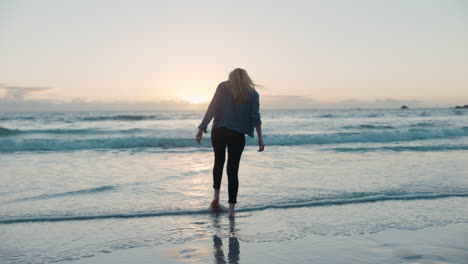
[183,94,209,104]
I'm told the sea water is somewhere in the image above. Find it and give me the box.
[1,108,467,263]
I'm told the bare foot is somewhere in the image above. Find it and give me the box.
[211,199,220,211]
[228,203,235,218]
[212,189,221,212]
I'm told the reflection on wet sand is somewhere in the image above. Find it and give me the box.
[212,215,240,264]
[164,214,241,263]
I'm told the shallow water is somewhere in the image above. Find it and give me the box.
[1,108,467,263]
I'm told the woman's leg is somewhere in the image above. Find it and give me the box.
[211,128,227,207]
[226,130,245,216]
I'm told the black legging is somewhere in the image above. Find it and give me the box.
[211,127,245,204]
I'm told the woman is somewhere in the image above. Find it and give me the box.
[196,68,264,218]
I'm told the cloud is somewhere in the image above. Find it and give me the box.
[0,83,53,100]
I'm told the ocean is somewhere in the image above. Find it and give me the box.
[1,108,468,263]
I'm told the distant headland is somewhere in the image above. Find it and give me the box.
[454,105,468,109]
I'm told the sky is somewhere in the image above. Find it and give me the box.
[1,0,467,110]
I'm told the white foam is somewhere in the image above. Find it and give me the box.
[1,127,467,152]
[2,192,467,224]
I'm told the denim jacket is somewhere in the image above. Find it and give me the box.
[198,81,261,138]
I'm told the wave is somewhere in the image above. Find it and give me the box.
[0,137,197,151]
[0,127,96,136]
[318,114,337,118]
[1,127,467,152]
[342,124,395,130]
[326,144,468,152]
[11,185,116,202]
[261,127,468,146]
[0,116,36,121]
[0,114,198,123]
[81,115,168,121]
[318,113,383,118]
[411,122,435,127]
[1,192,467,224]
[366,113,384,117]
[0,127,147,137]
[0,127,14,136]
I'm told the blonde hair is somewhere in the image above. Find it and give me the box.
[227,68,257,103]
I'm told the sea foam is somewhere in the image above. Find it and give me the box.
[2,192,467,224]
[1,127,467,152]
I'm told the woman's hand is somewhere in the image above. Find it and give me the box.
[258,138,265,152]
[255,125,264,152]
[196,129,203,144]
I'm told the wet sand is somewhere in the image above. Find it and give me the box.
[72,222,468,264]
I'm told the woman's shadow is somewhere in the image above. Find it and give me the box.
[211,215,240,264]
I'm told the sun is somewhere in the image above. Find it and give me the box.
[184,94,209,104]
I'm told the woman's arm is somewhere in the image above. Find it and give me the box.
[250,91,261,128]
[196,83,223,144]
[251,91,264,151]
[255,125,264,152]
[198,83,223,133]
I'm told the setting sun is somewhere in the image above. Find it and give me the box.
[184,94,209,104]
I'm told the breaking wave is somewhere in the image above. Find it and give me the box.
[1,127,467,152]
[342,124,395,130]
[0,127,147,137]
[11,185,117,202]
[81,115,167,121]
[1,192,467,224]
